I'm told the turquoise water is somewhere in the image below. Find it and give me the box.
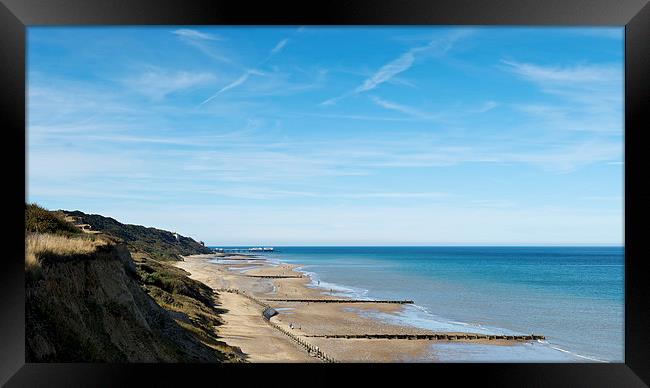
[214,246,624,362]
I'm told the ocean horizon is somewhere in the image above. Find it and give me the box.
[211,245,624,362]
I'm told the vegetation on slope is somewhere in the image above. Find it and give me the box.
[25,204,244,362]
[135,257,244,360]
[61,210,212,261]
[25,203,81,235]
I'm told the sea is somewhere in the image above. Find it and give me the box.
[211,246,624,362]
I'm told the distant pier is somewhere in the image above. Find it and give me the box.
[213,247,275,253]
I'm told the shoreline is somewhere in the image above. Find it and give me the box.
[175,253,539,362]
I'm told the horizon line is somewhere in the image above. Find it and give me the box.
[205,243,624,247]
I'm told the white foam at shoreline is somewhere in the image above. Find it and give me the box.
[286,262,519,335]
[294,267,370,299]
[429,342,586,362]
[547,344,606,362]
[358,304,515,335]
[209,253,611,362]
[235,266,260,273]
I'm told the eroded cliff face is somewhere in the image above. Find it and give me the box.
[25,243,230,362]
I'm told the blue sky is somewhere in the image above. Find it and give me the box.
[27,27,624,245]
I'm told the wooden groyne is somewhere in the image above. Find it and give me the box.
[216,287,337,362]
[246,275,303,279]
[303,333,545,341]
[265,298,414,304]
[268,321,338,363]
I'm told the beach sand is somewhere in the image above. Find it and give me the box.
[175,254,524,362]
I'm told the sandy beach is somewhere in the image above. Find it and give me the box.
[175,253,529,362]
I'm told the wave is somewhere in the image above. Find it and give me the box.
[546,344,606,362]
[294,267,371,300]
[292,264,518,336]
[228,265,259,273]
[258,254,613,362]
[367,304,519,335]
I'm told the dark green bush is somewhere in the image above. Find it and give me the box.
[25,203,80,235]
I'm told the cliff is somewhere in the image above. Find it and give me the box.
[25,204,243,362]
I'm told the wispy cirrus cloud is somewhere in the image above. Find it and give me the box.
[172,28,232,64]
[172,29,221,41]
[369,96,498,121]
[199,66,325,107]
[198,69,265,106]
[320,50,418,106]
[335,191,450,199]
[192,187,451,201]
[322,30,472,106]
[270,38,289,55]
[124,68,216,100]
[501,60,621,84]
[502,59,623,134]
[26,27,623,245]
[369,96,438,120]
[198,32,301,107]
[354,51,417,95]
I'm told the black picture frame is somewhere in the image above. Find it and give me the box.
[1,0,648,386]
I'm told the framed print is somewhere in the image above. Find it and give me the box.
[1,0,649,386]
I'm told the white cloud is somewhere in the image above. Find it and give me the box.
[198,69,266,106]
[172,29,221,41]
[125,68,216,100]
[335,192,450,199]
[502,59,623,134]
[113,202,621,246]
[213,72,251,93]
[191,187,450,201]
[501,140,622,173]
[172,28,232,64]
[320,96,344,106]
[355,51,416,94]
[369,96,437,120]
[321,30,472,105]
[270,38,289,55]
[501,60,621,84]
[300,112,415,122]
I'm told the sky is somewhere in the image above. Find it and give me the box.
[26,26,624,246]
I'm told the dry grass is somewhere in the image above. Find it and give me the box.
[26,233,105,271]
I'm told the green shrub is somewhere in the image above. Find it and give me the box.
[61,210,212,261]
[26,203,80,235]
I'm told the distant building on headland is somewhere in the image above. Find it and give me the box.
[173,232,179,241]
